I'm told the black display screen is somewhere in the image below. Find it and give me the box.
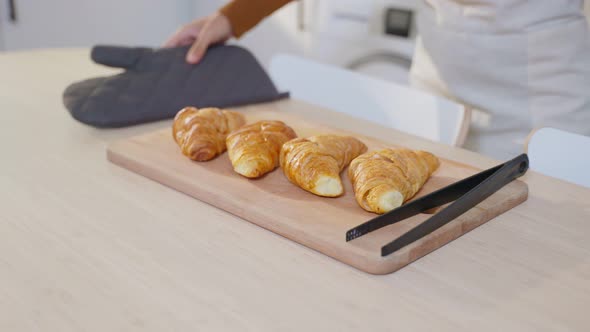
[384,8,413,38]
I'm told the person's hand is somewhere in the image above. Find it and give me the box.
[164,12,233,64]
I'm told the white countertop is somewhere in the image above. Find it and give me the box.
[1,48,589,331]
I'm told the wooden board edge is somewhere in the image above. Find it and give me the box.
[360,181,529,275]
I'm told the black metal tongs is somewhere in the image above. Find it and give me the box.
[346,154,529,257]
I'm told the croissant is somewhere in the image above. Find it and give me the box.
[226,120,297,178]
[172,106,245,161]
[348,148,440,214]
[280,135,367,197]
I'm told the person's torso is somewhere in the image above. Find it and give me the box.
[410,0,590,159]
[422,0,585,33]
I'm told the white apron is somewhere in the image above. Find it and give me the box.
[410,0,590,160]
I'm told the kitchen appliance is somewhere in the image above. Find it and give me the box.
[302,0,420,84]
[106,108,528,275]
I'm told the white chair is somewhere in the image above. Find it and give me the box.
[525,127,590,188]
[269,54,471,146]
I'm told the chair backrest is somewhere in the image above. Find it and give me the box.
[525,127,590,188]
[269,54,470,146]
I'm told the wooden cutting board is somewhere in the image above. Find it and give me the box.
[107,109,528,274]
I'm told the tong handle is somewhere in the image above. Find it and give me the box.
[380,154,529,256]
[347,154,516,242]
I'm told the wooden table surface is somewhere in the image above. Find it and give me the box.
[1,49,589,331]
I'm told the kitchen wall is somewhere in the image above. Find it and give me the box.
[0,0,194,50]
[0,0,307,67]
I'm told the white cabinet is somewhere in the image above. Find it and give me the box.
[0,0,193,50]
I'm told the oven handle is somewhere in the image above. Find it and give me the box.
[347,52,412,71]
[8,0,17,22]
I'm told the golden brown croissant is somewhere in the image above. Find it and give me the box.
[226,120,297,178]
[348,148,440,214]
[172,106,245,161]
[280,135,367,197]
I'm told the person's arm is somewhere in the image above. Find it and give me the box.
[165,0,293,64]
[220,0,293,38]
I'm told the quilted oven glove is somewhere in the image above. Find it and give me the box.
[63,44,289,128]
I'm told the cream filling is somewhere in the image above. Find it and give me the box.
[313,176,343,197]
[377,190,404,213]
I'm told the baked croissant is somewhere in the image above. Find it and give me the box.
[172,106,245,161]
[226,120,297,178]
[348,148,440,214]
[280,135,367,197]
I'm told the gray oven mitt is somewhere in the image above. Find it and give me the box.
[63,44,289,128]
